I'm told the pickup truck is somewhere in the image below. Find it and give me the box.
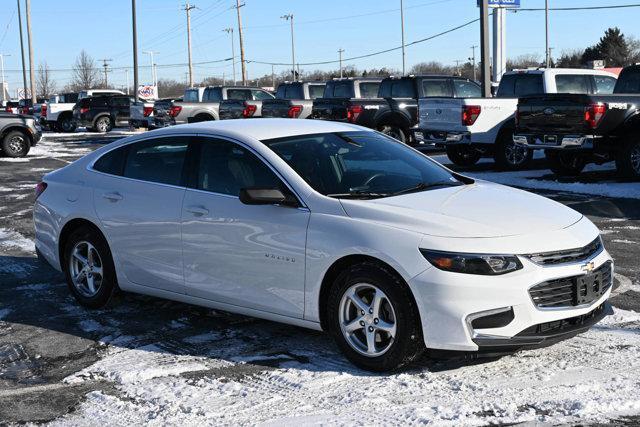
[261,81,326,119]
[417,68,618,169]
[513,64,640,179]
[0,112,42,158]
[45,89,123,133]
[72,94,132,132]
[159,86,274,126]
[217,88,275,120]
[130,99,160,129]
[312,75,479,144]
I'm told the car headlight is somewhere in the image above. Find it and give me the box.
[420,249,523,275]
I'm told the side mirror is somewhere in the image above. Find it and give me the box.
[239,187,299,207]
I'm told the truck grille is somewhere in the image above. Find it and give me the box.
[524,237,603,266]
[529,261,612,308]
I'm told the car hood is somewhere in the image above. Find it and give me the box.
[339,181,583,239]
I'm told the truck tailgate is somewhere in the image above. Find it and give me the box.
[262,99,292,118]
[418,98,462,131]
[517,94,591,134]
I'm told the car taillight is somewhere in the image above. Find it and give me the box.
[462,105,481,126]
[5,105,11,112]
[242,102,257,118]
[41,104,47,117]
[143,106,153,117]
[168,105,182,117]
[21,107,29,115]
[287,105,303,118]
[80,106,90,114]
[584,103,607,130]
[35,182,47,200]
[346,105,363,123]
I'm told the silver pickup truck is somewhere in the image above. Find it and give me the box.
[261,82,326,119]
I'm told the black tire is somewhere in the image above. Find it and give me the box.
[193,114,214,123]
[493,130,532,170]
[94,116,113,133]
[1,130,30,158]
[57,115,77,133]
[545,150,587,176]
[445,145,481,167]
[326,261,424,372]
[63,226,118,309]
[379,125,408,144]
[615,138,640,180]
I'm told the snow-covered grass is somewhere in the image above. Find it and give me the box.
[53,308,640,426]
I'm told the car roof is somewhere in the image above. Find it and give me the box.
[505,68,618,77]
[153,118,370,141]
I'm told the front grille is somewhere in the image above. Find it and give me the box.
[517,303,607,337]
[529,261,613,308]
[525,237,603,266]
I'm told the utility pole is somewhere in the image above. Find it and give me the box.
[184,72,189,85]
[25,0,36,106]
[16,0,28,101]
[338,48,344,78]
[469,45,477,81]
[281,14,295,82]
[184,2,196,87]
[235,0,247,86]
[0,54,11,103]
[453,60,463,76]
[100,59,113,88]
[400,0,406,75]
[545,0,550,68]
[223,28,236,85]
[132,0,139,102]
[142,51,159,86]
[125,69,130,95]
[271,64,274,88]
[479,0,491,97]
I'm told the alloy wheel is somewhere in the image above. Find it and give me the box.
[504,141,528,166]
[97,118,110,132]
[7,135,26,154]
[631,144,640,174]
[69,241,104,298]
[338,283,397,357]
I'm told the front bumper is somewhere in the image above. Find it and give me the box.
[513,134,598,150]
[409,243,613,352]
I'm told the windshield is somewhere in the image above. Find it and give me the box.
[261,131,463,198]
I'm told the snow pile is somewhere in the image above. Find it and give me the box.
[0,228,34,254]
[54,308,640,426]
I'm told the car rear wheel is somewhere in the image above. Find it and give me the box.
[493,131,532,170]
[445,145,481,167]
[63,227,118,309]
[327,262,424,372]
[58,116,77,133]
[94,116,113,133]
[379,125,408,144]
[615,138,640,180]
[545,150,587,176]
[1,130,30,158]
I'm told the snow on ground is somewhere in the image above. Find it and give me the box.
[0,227,34,253]
[51,308,640,426]
[432,155,640,200]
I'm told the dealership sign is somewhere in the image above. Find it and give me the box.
[478,0,521,7]
[137,85,158,100]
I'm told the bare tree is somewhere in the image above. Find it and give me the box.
[36,62,56,98]
[70,50,100,91]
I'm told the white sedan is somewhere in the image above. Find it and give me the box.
[33,119,613,371]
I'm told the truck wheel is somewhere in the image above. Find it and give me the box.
[615,139,640,179]
[446,145,481,167]
[58,115,77,133]
[545,150,587,176]
[2,130,30,158]
[379,125,408,144]
[193,114,214,123]
[94,116,113,133]
[493,131,532,170]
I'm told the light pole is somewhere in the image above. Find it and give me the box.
[338,48,344,78]
[143,51,159,86]
[469,45,477,81]
[545,0,550,68]
[400,0,406,75]
[0,53,11,103]
[281,14,295,81]
[132,0,139,102]
[223,28,236,85]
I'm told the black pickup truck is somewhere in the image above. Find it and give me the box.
[262,81,326,119]
[311,75,480,144]
[309,77,382,123]
[514,64,640,178]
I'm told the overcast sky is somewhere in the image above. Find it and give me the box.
[0,0,637,92]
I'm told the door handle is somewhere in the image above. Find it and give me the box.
[186,206,209,216]
[102,192,123,202]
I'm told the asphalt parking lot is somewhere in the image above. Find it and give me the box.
[1,131,639,425]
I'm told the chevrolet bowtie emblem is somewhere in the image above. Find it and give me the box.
[582,262,596,273]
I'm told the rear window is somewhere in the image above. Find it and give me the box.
[614,68,640,94]
[453,80,481,98]
[594,75,617,94]
[252,90,274,100]
[389,80,415,98]
[324,81,354,98]
[358,82,380,98]
[203,87,222,102]
[227,89,252,100]
[421,79,452,97]
[184,89,200,102]
[307,84,325,99]
[555,74,591,94]
[496,74,544,97]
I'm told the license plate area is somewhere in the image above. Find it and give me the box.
[533,135,559,146]
[576,270,606,305]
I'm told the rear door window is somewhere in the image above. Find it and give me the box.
[94,146,127,175]
[593,75,617,94]
[184,89,200,102]
[227,89,252,100]
[307,84,325,99]
[122,137,190,186]
[283,84,303,99]
[332,81,354,98]
[555,74,591,94]
[252,90,274,100]
[390,80,416,98]
[421,79,453,97]
[614,68,640,93]
[203,88,222,102]
[358,82,380,98]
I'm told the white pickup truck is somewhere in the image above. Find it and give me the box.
[417,68,618,169]
[44,89,124,132]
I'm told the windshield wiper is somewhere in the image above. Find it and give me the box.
[390,181,463,197]
[326,190,389,199]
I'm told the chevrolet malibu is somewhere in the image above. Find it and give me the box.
[34,119,613,371]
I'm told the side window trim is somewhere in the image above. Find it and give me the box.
[192,134,307,208]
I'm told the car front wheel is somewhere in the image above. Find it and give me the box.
[1,130,30,158]
[445,145,481,167]
[94,116,113,133]
[327,262,424,372]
